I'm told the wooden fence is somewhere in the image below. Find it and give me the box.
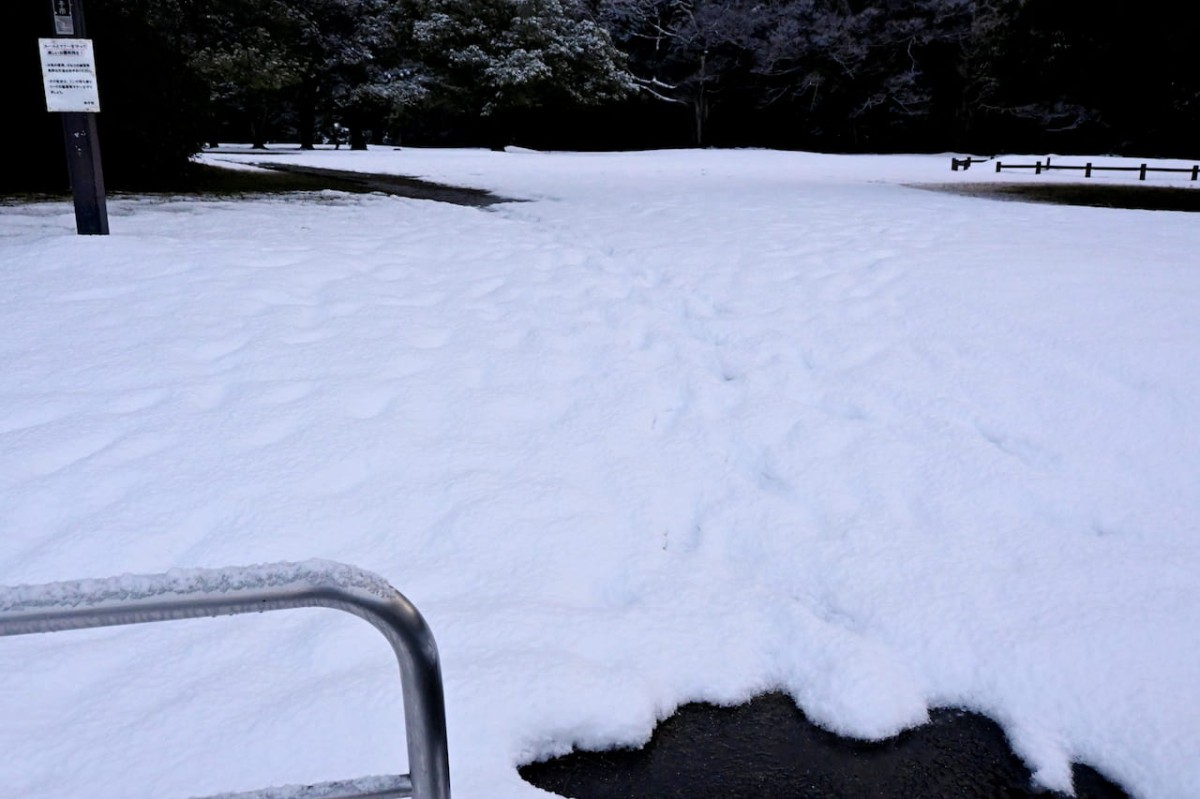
[965,157,1200,181]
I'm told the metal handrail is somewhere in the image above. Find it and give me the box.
[0,560,450,799]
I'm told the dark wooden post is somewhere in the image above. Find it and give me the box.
[1139,163,1147,181]
[1191,165,1198,182]
[1085,163,1092,178]
[48,0,109,235]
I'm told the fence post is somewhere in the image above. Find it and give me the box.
[1139,163,1147,181]
[995,162,1002,173]
[1035,161,1042,175]
[1192,165,1198,181]
[1085,163,1092,178]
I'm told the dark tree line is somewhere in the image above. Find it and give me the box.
[593,0,1200,153]
[3,0,1198,191]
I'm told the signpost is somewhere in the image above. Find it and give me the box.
[41,0,108,235]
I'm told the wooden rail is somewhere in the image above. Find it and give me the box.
[989,157,1200,181]
[950,156,992,171]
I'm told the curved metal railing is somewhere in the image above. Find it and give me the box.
[0,560,450,799]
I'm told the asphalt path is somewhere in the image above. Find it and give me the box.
[520,693,1130,799]
[252,162,518,207]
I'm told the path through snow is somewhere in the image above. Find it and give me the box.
[1,149,1198,798]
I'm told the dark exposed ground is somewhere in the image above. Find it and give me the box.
[10,160,1194,214]
[244,162,518,207]
[917,181,1200,212]
[520,693,1130,799]
[1,162,516,207]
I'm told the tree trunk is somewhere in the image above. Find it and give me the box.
[487,110,512,151]
[693,51,709,147]
[348,111,368,150]
[250,104,269,150]
[298,81,316,150]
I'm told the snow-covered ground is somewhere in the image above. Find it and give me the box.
[1,148,1198,799]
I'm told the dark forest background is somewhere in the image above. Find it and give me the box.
[4,0,1198,190]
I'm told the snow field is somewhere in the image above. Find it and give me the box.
[1,149,1199,798]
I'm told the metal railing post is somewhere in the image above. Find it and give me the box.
[0,560,450,799]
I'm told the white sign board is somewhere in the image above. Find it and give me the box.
[39,38,101,113]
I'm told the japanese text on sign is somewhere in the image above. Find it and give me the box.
[38,38,101,113]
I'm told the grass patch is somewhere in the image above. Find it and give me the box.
[128,162,389,196]
[0,163,372,201]
[923,182,1200,212]
[165,162,352,195]
[1,163,513,207]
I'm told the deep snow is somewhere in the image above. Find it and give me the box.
[1,148,1198,799]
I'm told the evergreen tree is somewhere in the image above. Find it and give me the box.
[403,0,635,148]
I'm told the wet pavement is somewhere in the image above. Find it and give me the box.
[916,181,1200,212]
[253,163,518,207]
[520,693,1130,799]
